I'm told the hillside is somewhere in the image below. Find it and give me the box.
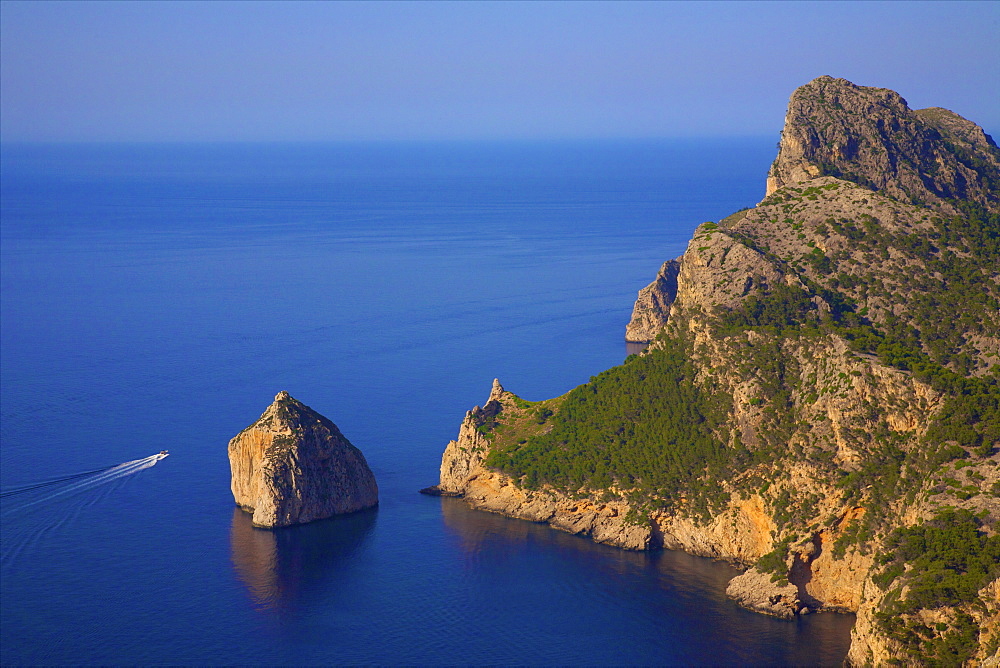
[429,77,1000,666]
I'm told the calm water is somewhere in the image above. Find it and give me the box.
[0,140,854,665]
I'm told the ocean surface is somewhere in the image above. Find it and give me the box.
[0,140,855,665]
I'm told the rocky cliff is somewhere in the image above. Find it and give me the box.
[433,77,1000,666]
[625,259,681,342]
[765,75,1000,213]
[229,391,378,528]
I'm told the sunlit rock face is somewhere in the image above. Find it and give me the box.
[765,75,1000,213]
[625,259,681,343]
[436,76,1000,664]
[228,391,378,528]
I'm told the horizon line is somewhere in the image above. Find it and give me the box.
[0,134,782,145]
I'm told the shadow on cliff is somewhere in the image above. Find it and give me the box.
[229,506,377,613]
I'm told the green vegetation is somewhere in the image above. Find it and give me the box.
[873,509,1000,665]
[719,283,820,330]
[810,202,999,376]
[874,509,1000,607]
[480,186,998,542]
[756,536,793,584]
[484,334,738,520]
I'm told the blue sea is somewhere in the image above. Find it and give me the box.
[0,140,855,665]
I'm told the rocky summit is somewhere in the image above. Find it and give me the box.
[433,76,1000,666]
[229,391,378,528]
[766,75,1000,213]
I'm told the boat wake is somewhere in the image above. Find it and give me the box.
[0,452,169,567]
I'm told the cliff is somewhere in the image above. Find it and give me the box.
[229,391,378,528]
[625,259,681,342]
[433,77,1000,666]
[765,75,1000,213]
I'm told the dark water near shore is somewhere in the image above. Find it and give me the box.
[1,140,854,665]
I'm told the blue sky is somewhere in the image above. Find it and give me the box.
[2,0,998,142]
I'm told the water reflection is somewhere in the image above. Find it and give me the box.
[439,497,855,666]
[229,506,377,612]
[439,495,737,594]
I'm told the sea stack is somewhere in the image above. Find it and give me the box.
[228,391,378,528]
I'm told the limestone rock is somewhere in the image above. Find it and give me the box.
[436,76,1000,662]
[432,378,509,496]
[625,259,681,342]
[228,391,378,528]
[725,568,802,619]
[673,221,796,313]
[460,468,655,551]
[766,75,1000,212]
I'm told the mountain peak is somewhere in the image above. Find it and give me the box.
[765,76,1000,212]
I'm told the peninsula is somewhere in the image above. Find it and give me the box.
[427,77,1000,665]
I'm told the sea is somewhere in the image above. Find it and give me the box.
[0,139,855,665]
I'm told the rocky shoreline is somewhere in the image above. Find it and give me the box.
[428,378,871,620]
[427,76,1000,665]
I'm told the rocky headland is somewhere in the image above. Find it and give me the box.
[430,77,1000,666]
[229,391,378,528]
[766,75,1000,212]
[625,259,681,343]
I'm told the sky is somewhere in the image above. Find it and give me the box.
[2,0,998,142]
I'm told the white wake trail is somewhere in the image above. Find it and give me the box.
[1,452,169,567]
[1,453,166,516]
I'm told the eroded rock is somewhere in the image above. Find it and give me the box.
[765,75,1000,212]
[228,391,378,528]
[625,259,681,342]
[725,568,802,619]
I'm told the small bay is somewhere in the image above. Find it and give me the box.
[0,139,853,665]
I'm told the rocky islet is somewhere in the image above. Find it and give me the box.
[228,391,378,528]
